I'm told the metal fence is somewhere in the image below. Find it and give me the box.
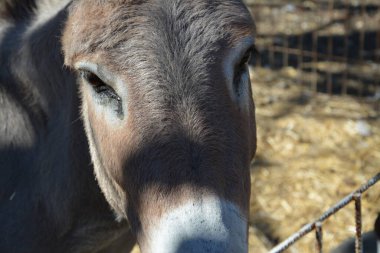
[243,2,380,252]
[268,173,380,253]
[245,0,380,97]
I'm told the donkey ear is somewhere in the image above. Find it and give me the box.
[0,0,36,21]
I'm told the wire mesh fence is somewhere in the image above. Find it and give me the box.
[243,1,380,252]
[245,0,380,98]
[269,173,380,253]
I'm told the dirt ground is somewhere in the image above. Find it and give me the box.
[248,67,380,253]
[243,1,380,250]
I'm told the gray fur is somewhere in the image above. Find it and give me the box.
[0,0,256,252]
[0,1,133,252]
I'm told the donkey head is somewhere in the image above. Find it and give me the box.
[62,0,256,252]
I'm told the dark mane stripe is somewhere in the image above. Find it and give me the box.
[0,0,37,21]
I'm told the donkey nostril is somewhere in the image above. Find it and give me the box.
[143,197,247,253]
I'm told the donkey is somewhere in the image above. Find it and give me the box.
[0,0,257,252]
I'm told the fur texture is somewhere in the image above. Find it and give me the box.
[0,0,256,252]
[0,1,134,252]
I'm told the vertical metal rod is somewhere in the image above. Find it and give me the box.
[377,30,380,111]
[283,35,289,67]
[253,9,261,68]
[376,23,380,99]
[359,2,365,62]
[298,34,304,85]
[268,174,380,253]
[327,0,334,95]
[358,1,366,97]
[269,45,274,68]
[269,6,275,68]
[256,51,261,67]
[256,41,262,67]
[377,30,380,63]
[312,30,318,93]
[315,222,323,253]
[342,4,350,95]
[354,193,363,253]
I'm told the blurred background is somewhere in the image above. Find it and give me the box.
[244,0,380,252]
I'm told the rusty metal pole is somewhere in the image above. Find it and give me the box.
[283,35,289,68]
[359,2,365,62]
[327,0,334,95]
[358,1,366,97]
[268,41,274,68]
[269,173,380,253]
[312,29,318,93]
[269,45,274,68]
[378,29,380,63]
[256,47,262,67]
[377,28,380,110]
[342,3,350,95]
[376,7,380,105]
[315,222,323,253]
[298,34,304,85]
[354,193,363,253]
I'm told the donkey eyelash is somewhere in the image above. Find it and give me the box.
[234,48,252,80]
[239,45,259,67]
[80,70,121,101]
[240,49,252,66]
[80,70,106,89]
[232,46,255,98]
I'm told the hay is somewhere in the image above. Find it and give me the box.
[250,66,380,253]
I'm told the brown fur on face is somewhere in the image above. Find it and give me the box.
[63,0,256,237]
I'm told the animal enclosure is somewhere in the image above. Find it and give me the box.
[244,1,380,253]
[247,0,380,98]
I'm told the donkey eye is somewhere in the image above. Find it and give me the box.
[81,70,106,92]
[240,48,253,67]
[80,70,121,101]
[233,47,254,96]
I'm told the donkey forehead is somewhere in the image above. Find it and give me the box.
[63,0,254,68]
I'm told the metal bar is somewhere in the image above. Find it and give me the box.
[259,45,376,67]
[359,3,365,62]
[256,52,261,67]
[377,30,380,63]
[283,36,289,67]
[269,46,274,68]
[298,34,304,85]
[377,31,380,110]
[358,0,366,97]
[327,0,334,94]
[354,193,363,253]
[315,222,323,253]
[312,30,318,93]
[376,21,380,97]
[255,16,348,38]
[269,173,380,253]
[264,46,347,64]
[342,3,350,95]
